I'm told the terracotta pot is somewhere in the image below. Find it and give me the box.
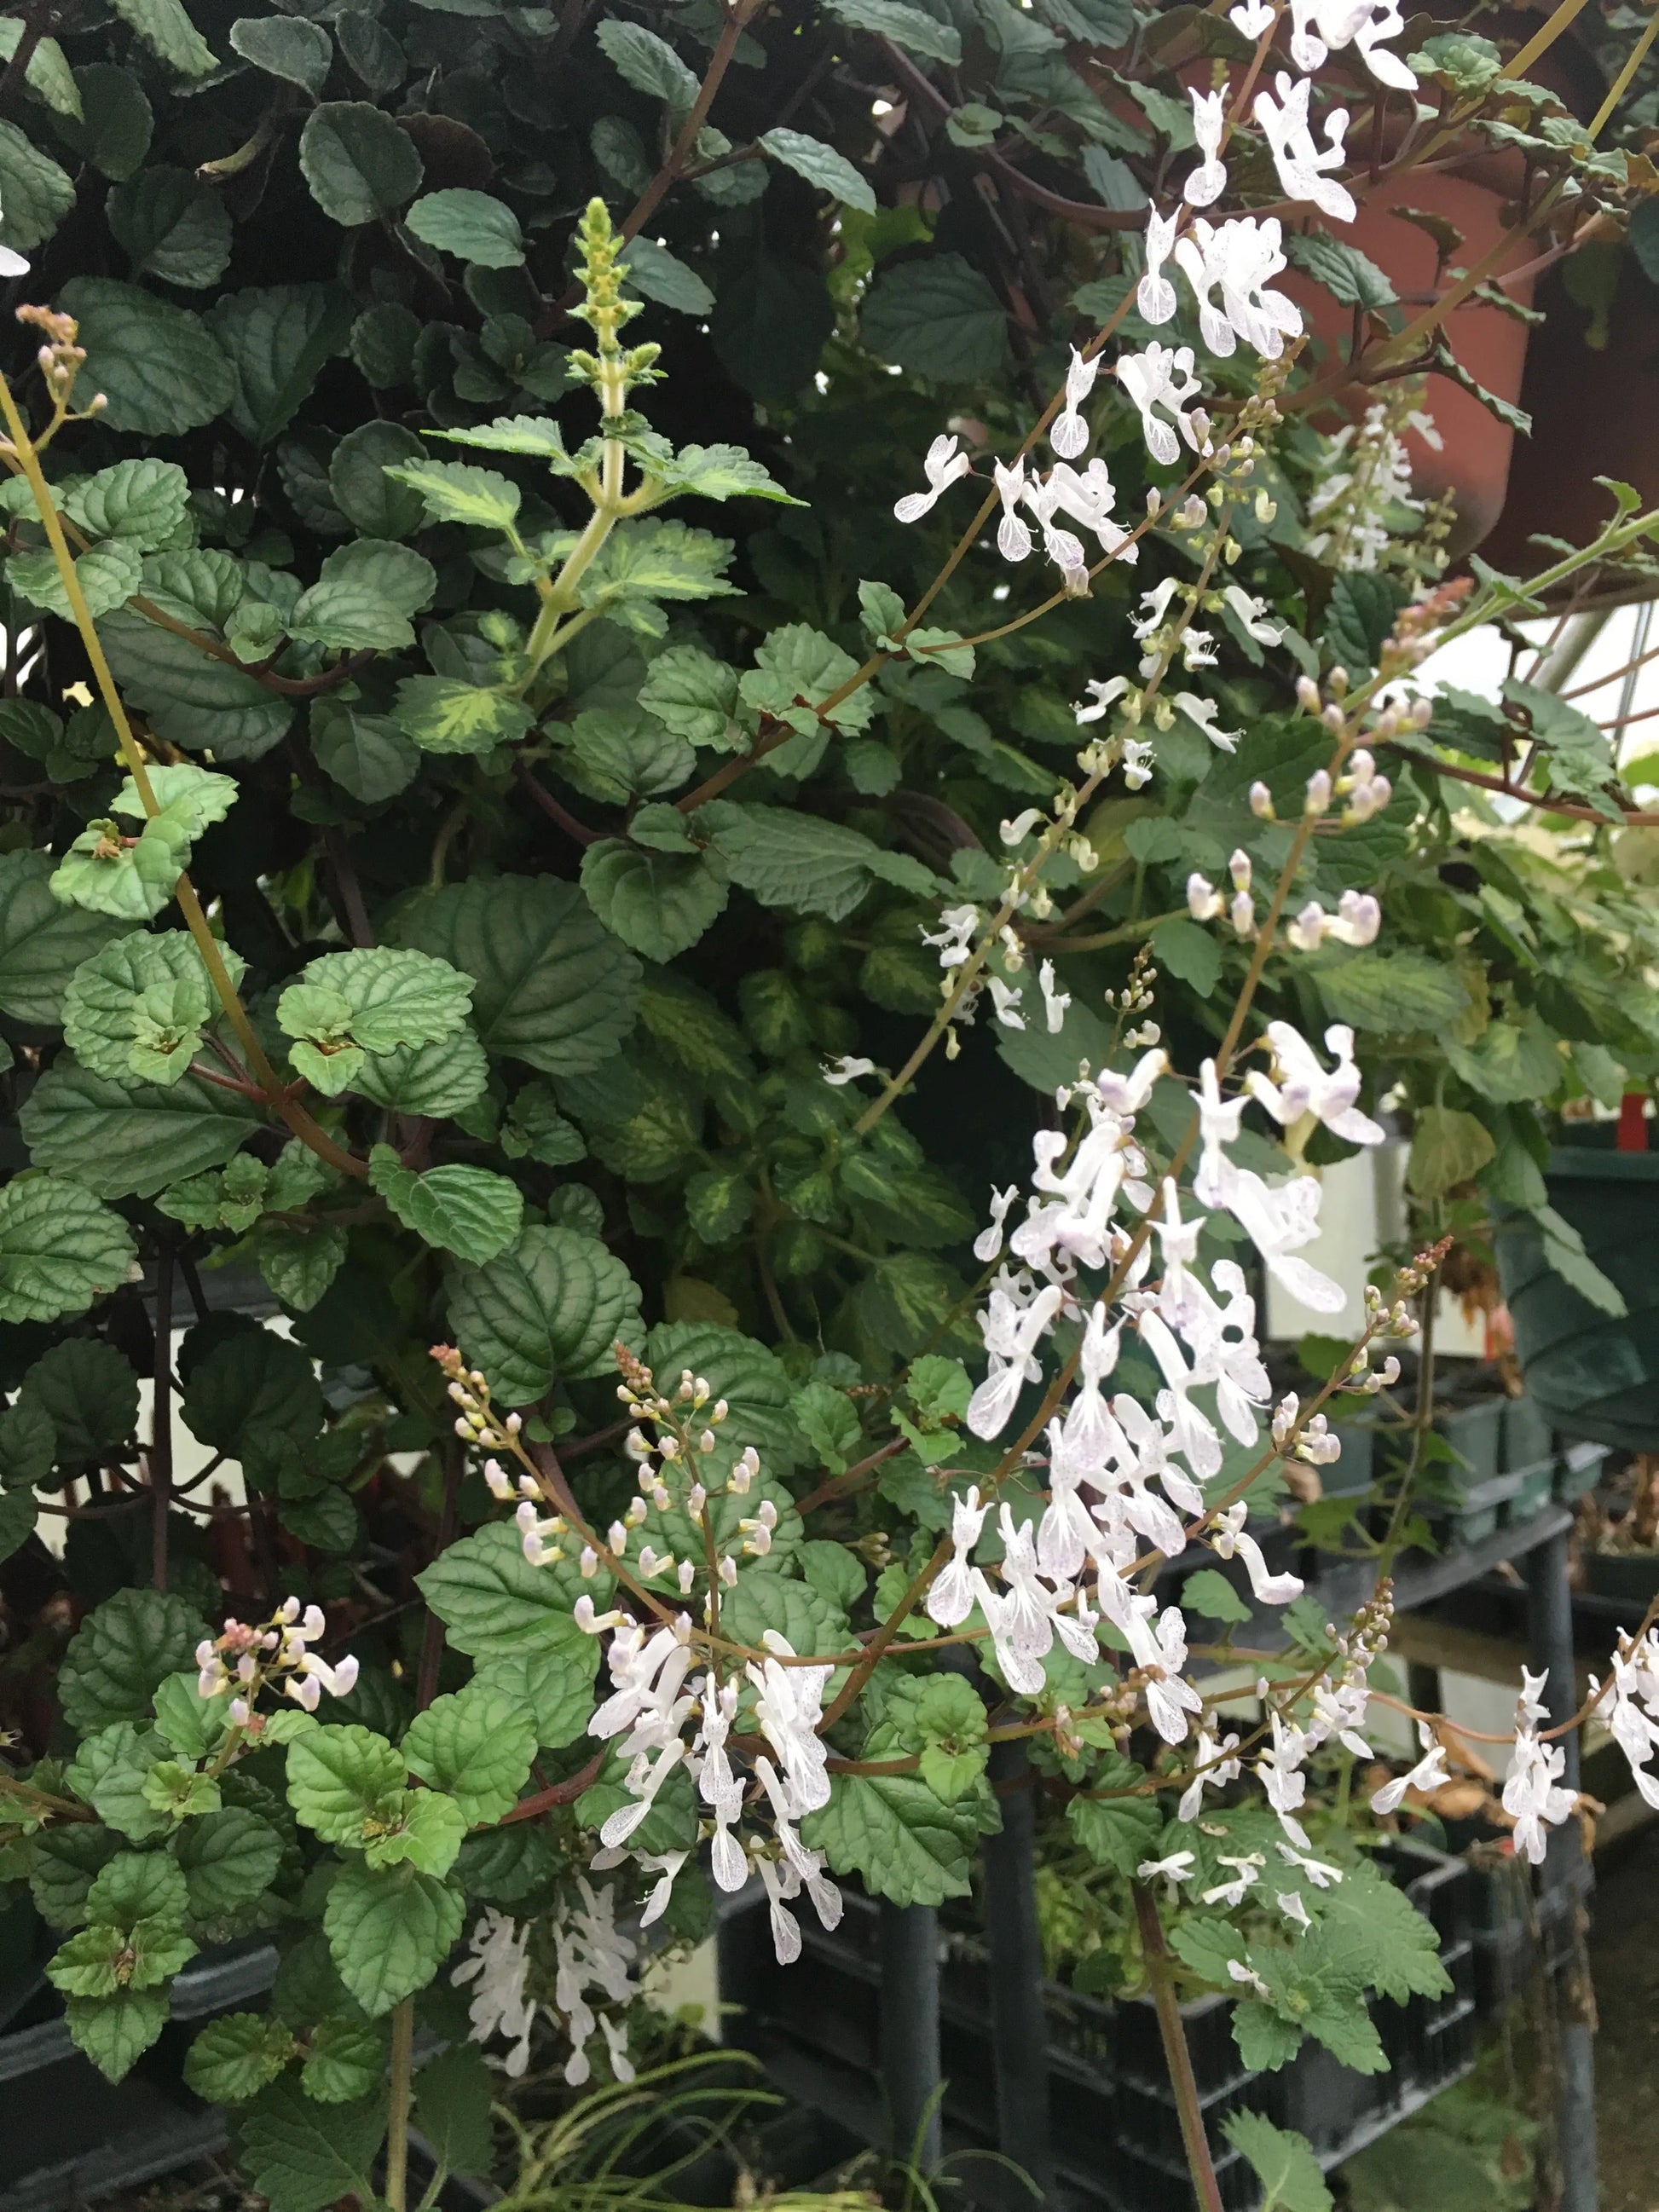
[1284,160,1540,558]
[1482,256,1659,575]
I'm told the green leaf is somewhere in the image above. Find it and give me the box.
[288,538,436,651]
[576,517,737,617]
[28,1826,118,1930]
[107,166,232,288]
[803,1764,993,1906]
[48,1909,195,1995]
[1223,2114,1333,2212]
[382,458,521,532]
[0,851,132,1025]
[646,443,799,505]
[367,1146,524,1264]
[286,1723,407,1845]
[280,944,472,1083]
[0,1174,136,1325]
[238,2082,385,2212]
[388,875,641,1077]
[313,701,420,800]
[1287,231,1395,312]
[709,249,835,403]
[1538,1204,1628,1318]
[760,127,875,212]
[22,1337,136,1461]
[1150,915,1223,996]
[622,234,714,315]
[740,622,875,738]
[704,805,898,922]
[820,0,962,63]
[327,419,427,537]
[1323,572,1408,674]
[142,1758,223,1821]
[324,1861,465,2016]
[298,101,423,226]
[182,1328,324,1480]
[186,2012,298,2103]
[447,1223,643,1403]
[63,930,241,1089]
[1312,950,1471,1036]
[87,1850,190,1930]
[0,20,81,115]
[557,708,694,804]
[391,674,535,755]
[101,607,293,758]
[473,1647,599,1753]
[9,540,142,621]
[174,1808,285,1920]
[722,1568,848,1656]
[594,18,698,112]
[19,1057,263,1198]
[229,14,332,93]
[66,1987,170,2082]
[356,1031,489,1117]
[61,278,235,437]
[407,188,523,267]
[403,1683,537,1824]
[1407,1106,1497,1198]
[1180,1566,1251,1623]
[413,2044,494,2179]
[64,458,192,546]
[60,1588,208,1733]
[417,1518,612,1662]
[365,1789,467,1876]
[54,62,153,179]
[0,1486,38,1559]
[209,283,355,447]
[302,2015,386,2104]
[0,117,74,249]
[580,840,729,962]
[1066,1790,1163,1874]
[70,1727,172,1839]
[861,255,1007,381]
[639,649,740,748]
[110,0,217,72]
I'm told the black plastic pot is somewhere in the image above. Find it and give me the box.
[1495,1141,1659,1453]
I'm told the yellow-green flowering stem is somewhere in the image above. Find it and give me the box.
[522,482,620,676]
[0,371,366,1181]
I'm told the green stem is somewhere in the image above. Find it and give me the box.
[0,374,367,1182]
[385,1995,415,2212]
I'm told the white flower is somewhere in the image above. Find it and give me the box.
[1291,0,1417,87]
[1123,736,1155,788]
[1046,458,1141,563]
[922,903,980,968]
[1286,890,1382,951]
[1052,346,1101,459]
[1117,344,1211,469]
[454,1908,537,2076]
[994,457,1033,562]
[1254,72,1356,224]
[988,975,1026,1030]
[1370,1720,1450,1816]
[1038,960,1071,1035]
[929,1485,990,1626]
[1129,1601,1205,1743]
[894,431,974,523]
[1204,1852,1265,1908]
[822,1054,876,1086]
[968,1280,1064,1435]
[0,240,28,280]
[1076,673,1130,726]
[974,1182,1021,1263]
[1228,1958,1272,2000]
[1245,1021,1386,1146]
[1138,1850,1197,1894]
[1138,206,1179,325]
[1277,1890,1313,1931]
[1001,808,1044,845]
[1174,217,1303,361]
[1184,88,1228,207]
[1188,873,1223,922]
[1211,1500,1305,1606]
[1020,472,1090,586]
[1278,1840,1344,1887]
[1502,1674,1579,1864]
[1178,1725,1242,1822]
[1223,586,1284,648]
[748,1632,833,1815]
[1173,692,1240,753]
[1228,0,1275,32]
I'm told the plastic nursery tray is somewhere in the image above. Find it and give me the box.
[0,1938,277,2212]
[719,1842,1477,2212]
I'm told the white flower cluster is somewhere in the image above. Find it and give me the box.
[928,1028,1394,1817]
[1501,1669,1581,1864]
[1304,396,1443,572]
[575,1612,844,1965]
[454,1883,639,2085]
[194,1597,360,1723]
[1597,1629,1659,1812]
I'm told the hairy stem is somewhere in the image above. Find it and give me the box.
[385,1996,415,2212]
